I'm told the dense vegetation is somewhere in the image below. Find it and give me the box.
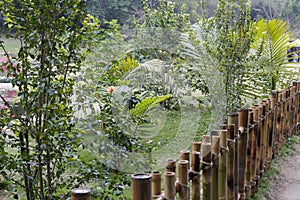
[0,0,299,199]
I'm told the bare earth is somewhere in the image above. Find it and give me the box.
[268,143,300,200]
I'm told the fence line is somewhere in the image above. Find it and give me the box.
[130,81,300,200]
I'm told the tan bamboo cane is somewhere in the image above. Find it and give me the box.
[237,108,249,199]
[245,110,253,199]
[211,131,220,200]
[193,141,202,152]
[257,104,264,184]
[275,92,282,154]
[71,188,91,200]
[131,174,152,200]
[226,124,235,200]
[164,172,176,200]
[178,160,190,200]
[218,130,227,200]
[191,151,201,200]
[259,101,267,173]
[228,112,238,200]
[152,171,162,198]
[264,99,271,170]
[270,91,278,160]
[166,159,176,173]
[250,105,259,196]
[201,142,212,200]
[180,150,190,170]
[290,85,296,135]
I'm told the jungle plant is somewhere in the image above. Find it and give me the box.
[0,0,97,199]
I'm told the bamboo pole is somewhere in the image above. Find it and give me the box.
[166,159,176,173]
[259,101,267,172]
[250,105,259,196]
[193,141,201,152]
[228,112,238,200]
[238,108,249,199]
[226,124,235,200]
[180,150,190,169]
[270,91,278,160]
[257,104,264,184]
[201,142,212,200]
[191,151,201,200]
[218,130,227,200]
[164,172,176,200]
[71,188,91,200]
[245,110,253,199]
[131,174,152,200]
[211,131,220,200]
[178,160,190,200]
[152,171,162,198]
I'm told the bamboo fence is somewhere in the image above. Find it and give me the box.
[131,81,300,200]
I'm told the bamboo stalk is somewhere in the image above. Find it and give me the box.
[193,141,202,152]
[250,105,258,196]
[180,150,190,169]
[71,188,91,200]
[226,124,235,200]
[211,131,220,200]
[238,108,249,199]
[131,174,152,200]
[166,159,176,173]
[191,151,201,200]
[218,130,227,200]
[178,160,190,200]
[152,171,161,197]
[201,142,212,200]
[228,112,238,200]
[164,172,176,200]
[245,110,253,199]
[257,105,264,184]
[270,91,278,160]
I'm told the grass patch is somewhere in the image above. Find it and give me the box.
[0,34,20,55]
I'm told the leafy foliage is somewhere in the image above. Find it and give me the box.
[0,0,97,199]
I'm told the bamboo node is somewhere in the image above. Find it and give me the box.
[176,180,190,190]
[220,146,229,153]
[227,138,236,143]
[188,170,200,181]
[200,160,212,170]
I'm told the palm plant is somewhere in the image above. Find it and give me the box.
[250,19,299,93]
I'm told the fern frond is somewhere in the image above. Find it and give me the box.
[130,95,172,117]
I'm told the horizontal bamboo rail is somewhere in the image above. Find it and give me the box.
[129,81,300,200]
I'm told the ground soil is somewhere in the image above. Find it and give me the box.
[266,143,300,200]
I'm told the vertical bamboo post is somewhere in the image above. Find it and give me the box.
[257,104,264,183]
[132,174,152,200]
[275,92,282,154]
[193,141,202,152]
[238,108,249,199]
[178,160,190,200]
[180,150,190,169]
[201,142,212,200]
[259,101,267,172]
[250,105,259,196]
[245,110,253,199]
[191,151,201,200]
[228,112,238,200]
[270,91,278,160]
[227,124,235,200]
[164,172,176,200]
[219,130,228,200]
[211,131,220,200]
[166,159,176,173]
[71,188,91,200]
[152,171,161,198]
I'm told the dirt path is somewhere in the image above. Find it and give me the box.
[268,143,300,200]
